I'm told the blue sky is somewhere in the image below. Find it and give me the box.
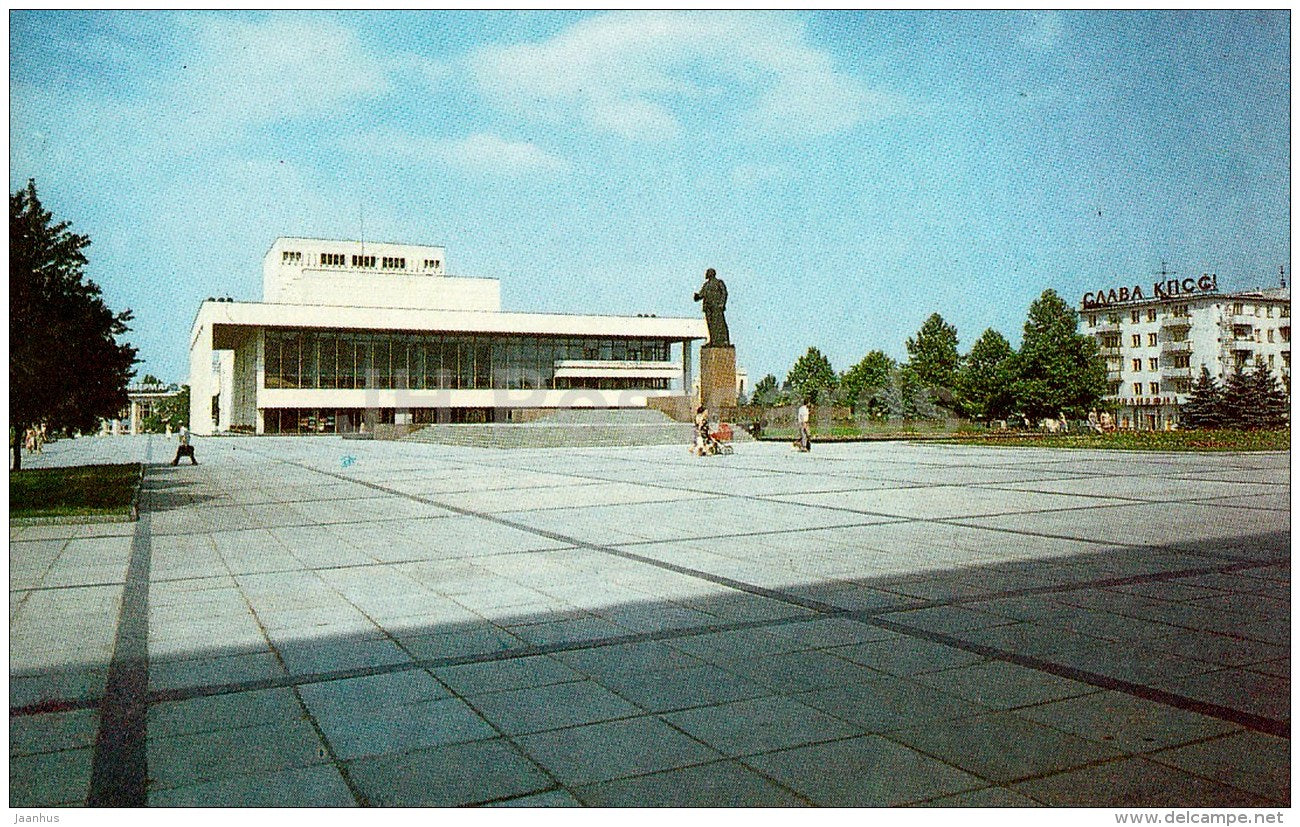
[10,10,1290,384]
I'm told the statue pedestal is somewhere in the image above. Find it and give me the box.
[699,345,737,415]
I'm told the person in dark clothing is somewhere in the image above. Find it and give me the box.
[172,426,197,465]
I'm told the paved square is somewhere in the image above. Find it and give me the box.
[9,435,1289,807]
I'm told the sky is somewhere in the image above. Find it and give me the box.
[10,10,1291,385]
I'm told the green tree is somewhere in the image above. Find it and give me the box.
[785,347,838,404]
[905,313,961,391]
[750,373,780,406]
[1180,367,1225,429]
[956,328,1017,421]
[871,368,944,422]
[1219,364,1253,429]
[1247,362,1290,429]
[840,350,896,413]
[1221,360,1290,430]
[141,385,190,433]
[10,180,136,470]
[1012,289,1105,422]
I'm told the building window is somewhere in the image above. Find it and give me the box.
[1147,309,1157,322]
[1148,358,1158,371]
[1147,332,1158,347]
[1088,314,1097,327]
[1267,329,1275,342]
[321,253,345,267]
[1233,303,1244,315]
[1132,358,1141,372]
[352,255,375,268]
[1173,354,1190,369]
[1133,383,1142,395]
[1150,382,1160,396]
[1131,334,1141,348]
[1131,310,1140,323]
[281,250,302,264]
[1267,306,1274,318]
[1284,352,1291,366]
[1269,354,1276,367]
[1281,306,1290,318]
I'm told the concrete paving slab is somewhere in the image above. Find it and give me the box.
[1011,756,1270,807]
[573,758,808,807]
[890,711,1125,784]
[513,715,722,787]
[743,734,986,806]
[344,738,552,806]
[9,434,1289,807]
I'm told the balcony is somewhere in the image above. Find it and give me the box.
[1160,340,1192,354]
[1161,366,1194,380]
[1161,316,1192,331]
[1092,319,1121,333]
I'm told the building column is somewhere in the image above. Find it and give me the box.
[681,340,693,401]
[189,322,215,436]
[129,400,140,435]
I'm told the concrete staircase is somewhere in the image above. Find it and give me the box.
[403,408,753,449]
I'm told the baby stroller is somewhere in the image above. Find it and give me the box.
[708,422,735,455]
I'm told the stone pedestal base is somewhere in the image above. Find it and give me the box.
[700,345,737,415]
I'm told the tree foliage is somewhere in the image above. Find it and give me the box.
[1011,289,1105,421]
[1214,361,1290,430]
[11,180,136,470]
[905,313,961,391]
[1245,362,1290,429]
[870,369,944,422]
[956,328,1017,421]
[840,350,896,413]
[1180,367,1225,429]
[141,385,191,433]
[750,373,781,406]
[785,347,838,404]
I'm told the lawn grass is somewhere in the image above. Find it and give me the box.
[759,426,1289,451]
[941,428,1290,452]
[10,463,141,519]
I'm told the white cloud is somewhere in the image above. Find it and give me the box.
[1019,11,1064,52]
[468,11,898,141]
[341,131,569,175]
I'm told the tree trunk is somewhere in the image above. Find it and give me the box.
[12,430,21,472]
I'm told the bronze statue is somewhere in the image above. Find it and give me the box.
[693,267,730,347]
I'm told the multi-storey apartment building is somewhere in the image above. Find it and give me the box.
[1080,274,1290,430]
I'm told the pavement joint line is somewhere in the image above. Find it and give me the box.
[864,614,1289,739]
[389,449,1279,569]
[86,436,153,808]
[138,610,829,709]
[139,445,1294,732]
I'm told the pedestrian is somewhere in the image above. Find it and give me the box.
[171,425,197,466]
[796,400,811,452]
[691,405,712,456]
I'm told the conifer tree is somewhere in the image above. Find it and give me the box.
[1246,361,1289,429]
[1219,364,1253,429]
[1180,367,1224,429]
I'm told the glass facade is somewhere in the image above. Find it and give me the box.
[263,329,673,392]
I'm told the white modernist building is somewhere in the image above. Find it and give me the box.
[1080,275,1290,430]
[189,237,707,435]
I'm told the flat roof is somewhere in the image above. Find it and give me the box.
[192,300,706,347]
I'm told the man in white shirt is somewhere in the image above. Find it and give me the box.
[796,402,811,452]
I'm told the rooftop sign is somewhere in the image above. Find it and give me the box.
[1083,274,1218,309]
